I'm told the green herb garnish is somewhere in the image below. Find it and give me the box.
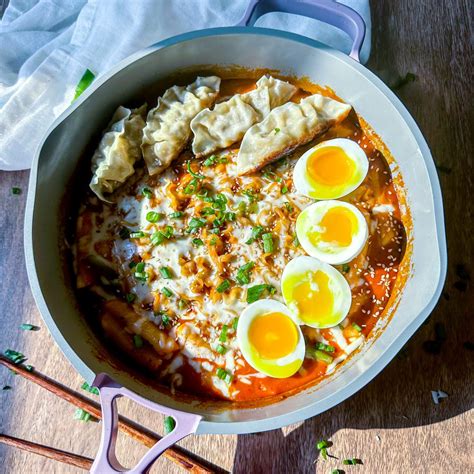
[129,231,146,239]
[314,350,334,364]
[343,458,363,465]
[342,264,350,273]
[246,284,275,304]
[352,322,362,332]
[246,225,264,244]
[216,344,227,355]
[161,313,170,325]
[217,279,231,293]
[161,287,173,298]
[216,368,233,384]
[192,238,204,247]
[187,161,205,179]
[184,177,199,194]
[262,233,274,253]
[169,211,184,218]
[281,185,288,194]
[186,217,206,233]
[125,293,136,303]
[315,343,335,353]
[274,127,280,134]
[81,381,100,396]
[160,267,172,279]
[232,317,239,330]
[146,211,163,223]
[74,408,92,422]
[142,188,153,198]
[236,262,255,285]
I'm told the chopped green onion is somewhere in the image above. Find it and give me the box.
[284,202,294,213]
[293,234,300,247]
[315,343,335,353]
[246,225,264,244]
[72,69,95,101]
[128,261,137,269]
[4,349,26,365]
[210,237,217,245]
[186,217,206,233]
[316,440,329,450]
[184,177,199,194]
[19,323,39,331]
[242,189,257,202]
[248,202,258,214]
[11,187,22,195]
[219,325,229,342]
[164,415,176,434]
[281,185,288,194]
[203,155,217,166]
[192,238,204,247]
[274,127,280,134]
[162,287,173,298]
[134,272,147,281]
[133,334,144,348]
[236,261,255,285]
[74,408,92,422]
[232,317,239,330]
[129,231,146,239]
[200,207,215,216]
[169,211,184,218]
[146,211,163,223]
[237,201,247,216]
[125,293,136,303]
[352,322,362,332]
[160,267,172,279]
[321,448,328,460]
[119,227,131,239]
[212,193,228,210]
[187,161,205,179]
[342,264,350,273]
[81,381,100,396]
[343,458,362,465]
[246,284,275,304]
[177,299,188,310]
[161,313,170,325]
[216,344,227,355]
[162,226,173,239]
[314,350,334,364]
[151,231,165,246]
[142,188,153,198]
[136,262,145,272]
[216,368,233,384]
[217,279,231,293]
[262,233,274,253]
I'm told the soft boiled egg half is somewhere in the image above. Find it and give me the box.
[237,299,305,378]
[281,256,352,328]
[293,138,369,199]
[296,200,368,265]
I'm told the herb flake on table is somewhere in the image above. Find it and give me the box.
[11,187,22,195]
[81,381,100,395]
[72,69,95,101]
[73,408,93,422]
[19,323,40,331]
[4,349,27,365]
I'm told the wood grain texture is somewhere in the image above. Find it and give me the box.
[0,0,473,473]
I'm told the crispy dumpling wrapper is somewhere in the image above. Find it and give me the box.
[233,94,352,176]
[142,76,221,175]
[190,75,297,157]
[90,105,146,202]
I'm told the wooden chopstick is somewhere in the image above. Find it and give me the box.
[0,356,222,473]
[0,434,93,470]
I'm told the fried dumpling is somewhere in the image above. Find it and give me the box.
[90,105,146,202]
[190,75,297,158]
[234,94,352,176]
[142,76,221,175]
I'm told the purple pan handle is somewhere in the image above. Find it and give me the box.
[236,0,366,62]
[90,373,201,474]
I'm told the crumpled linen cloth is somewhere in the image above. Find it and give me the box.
[0,0,371,171]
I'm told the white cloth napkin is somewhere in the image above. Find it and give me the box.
[0,0,371,171]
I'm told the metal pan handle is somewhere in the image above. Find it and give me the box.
[90,373,201,474]
[236,0,366,62]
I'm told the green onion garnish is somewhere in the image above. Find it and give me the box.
[315,343,335,353]
[129,231,146,239]
[134,272,147,281]
[136,262,145,272]
[186,217,206,233]
[11,187,21,195]
[274,127,280,134]
[162,287,173,298]
[281,185,288,194]
[19,323,39,331]
[236,262,255,285]
[187,161,205,179]
[342,264,350,273]
[4,349,26,365]
[246,284,275,304]
[246,225,264,244]
[177,299,188,310]
[200,207,215,216]
[216,344,227,355]
[74,408,92,422]
[192,238,204,247]
[160,267,172,279]
[314,350,334,364]
[72,69,95,101]
[151,231,165,246]
[316,440,329,450]
[203,155,217,166]
[216,368,233,384]
[161,313,170,325]
[219,325,229,342]
[81,381,100,396]
[293,234,300,247]
[232,318,239,330]
[262,233,274,253]
[142,188,153,198]
[146,211,163,223]
[284,202,294,212]
[184,177,199,194]
[169,211,184,218]
[133,334,144,348]
[164,415,176,434]
[212,193,228,210]
[217,280,231,293]
[352,322,362,332]
[210,237,217,246]
[125,293,136,303]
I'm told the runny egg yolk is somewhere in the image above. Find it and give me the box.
[292,271,334,324]
[310,206,357,247]
[307,146,355,186]
[248,312,298,359]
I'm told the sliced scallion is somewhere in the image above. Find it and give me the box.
[315,343,335,353]
[216,279,231,293]
[314,350,334,364]
[74,408,92,422]
[160,267,172,279]
[219,325,229,342]
[216,344,227,355]
[161,287,173,298]
[169,211,184,218]
[352,322,362,332]
[262,233,274,253]
[187,161,205,179]
[146,211,163,223]
[142,188,153,198]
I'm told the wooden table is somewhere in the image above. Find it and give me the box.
[1,1,472,472]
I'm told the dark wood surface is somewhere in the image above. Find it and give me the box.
[0,1,472,472]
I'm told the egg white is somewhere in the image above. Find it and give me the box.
[296,200,368,265]
[293,138,369,200]
[237,299,305,378]
[281,256,352,329]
